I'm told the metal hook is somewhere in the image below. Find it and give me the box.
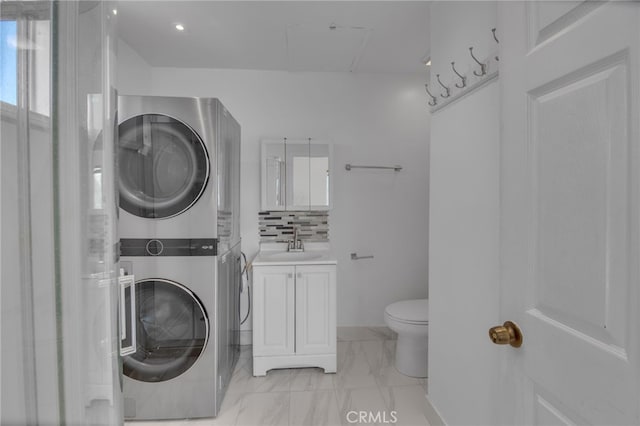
[451,62,466,89]
[436,74,450,98]
[492,28,499,62]
[469,47,487,77]
[424,84,437,107]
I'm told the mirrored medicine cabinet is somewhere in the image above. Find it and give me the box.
[261,139,332,211]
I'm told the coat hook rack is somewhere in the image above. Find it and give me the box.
[431,44,499,113]
[451,62,466,88]
[436,74,450,98]
[469,47,487,77]
[492,28,499,62]
[425,84,437,106]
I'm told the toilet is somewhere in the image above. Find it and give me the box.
[384,298,428,378]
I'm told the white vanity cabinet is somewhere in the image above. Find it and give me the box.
[252,262,336,376]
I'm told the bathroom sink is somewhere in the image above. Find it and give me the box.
[260,251,324,262]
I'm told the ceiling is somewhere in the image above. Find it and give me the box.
[117,1,430,73]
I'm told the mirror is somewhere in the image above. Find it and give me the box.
[261,139,331,211]
[309,143,330,209]
[286,141,310,209]
[262,141,286,210]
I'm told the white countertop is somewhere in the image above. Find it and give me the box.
[252,242,337,266]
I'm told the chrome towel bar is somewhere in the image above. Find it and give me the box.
[351,253,374,260]
[345,164,402,172]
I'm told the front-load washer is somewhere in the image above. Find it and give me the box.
[117,95,239,239]
[120,238,238,420]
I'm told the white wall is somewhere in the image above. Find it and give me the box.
[117,39,153,95]
[116,51,430,327]
[151,68,430,327]
[428,2,500,425]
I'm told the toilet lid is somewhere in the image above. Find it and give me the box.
[385,299,429,324]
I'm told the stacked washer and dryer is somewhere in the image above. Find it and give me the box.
[117,96,241,420]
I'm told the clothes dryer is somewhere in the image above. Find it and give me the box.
[117,95,240,241]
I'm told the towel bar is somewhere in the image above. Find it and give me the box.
[345,164,402,172]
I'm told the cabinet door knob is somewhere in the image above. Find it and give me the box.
[297,272,302,278]
[288,273,293,279]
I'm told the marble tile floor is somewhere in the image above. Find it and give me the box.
[127,327,429,426]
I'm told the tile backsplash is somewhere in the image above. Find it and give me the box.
[259,211,329,242]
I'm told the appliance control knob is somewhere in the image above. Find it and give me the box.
[146,239,164,256]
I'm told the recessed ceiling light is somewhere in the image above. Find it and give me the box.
[175,24,185,31]
[112,9,117,15]
[425,59,431,67]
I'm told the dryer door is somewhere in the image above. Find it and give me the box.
[123,279,209,382]
[118,114,209,219]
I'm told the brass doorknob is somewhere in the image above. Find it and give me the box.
[488,321,523,348]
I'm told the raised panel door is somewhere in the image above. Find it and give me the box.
[295,265,336,355]
[499,2,640,424]
[252,265,295,356]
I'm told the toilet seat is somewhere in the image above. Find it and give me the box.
[385,299,428,325]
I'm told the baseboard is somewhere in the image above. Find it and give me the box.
[240,330,252,346]
[424,393,446,426]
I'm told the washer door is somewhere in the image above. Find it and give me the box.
[118,114,209,219]
[123,279,209,383]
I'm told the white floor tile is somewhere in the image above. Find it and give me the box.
[289,390,341,426]
[335,387,390,426]
[235,391,290,426]
[378,385,430,426]
[289,368,334,392]
[244,368,291,393]
[359,340,386,370]
[333,342,377,389]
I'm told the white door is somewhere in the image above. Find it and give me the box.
[295,265,336,355]
[499,2,640,424]
[252,266,295,356]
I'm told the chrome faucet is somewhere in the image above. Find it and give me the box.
[288,227,304,252]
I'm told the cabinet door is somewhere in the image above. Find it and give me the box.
[252,266,295,356]
[295,265,336,355]
[285,140,310,211]
[308,142,331,211]
[261,140,286,211]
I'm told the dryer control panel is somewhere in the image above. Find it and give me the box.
[120,238,218,257]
